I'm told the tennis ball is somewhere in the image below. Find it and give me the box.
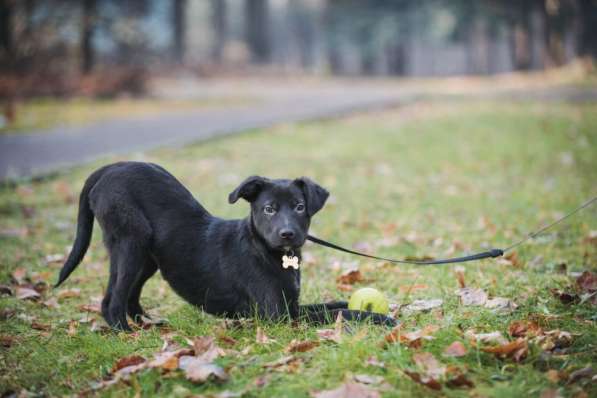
[348,287,389,314]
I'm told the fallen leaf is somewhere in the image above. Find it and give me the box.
[317,312,343,343]
[485,297,517,313]
[536,330,573,351]
[337,268,364,285]
[0,285,13,296]
[583,230,597,246]
[508,320,543,338]
[16,287,40,301]
[11,268,28,284]
[403,370,442,391]
[255,327,275,344]
[576,271,597,293]
[67,320,78,337]
[0,335,15,348]
[384,324,438,348]
[443,341,467,357]
[545,369,562,383]
[192,336,226,362]
[481,338,528,362]
[402,299,443,314]
[454,266,466,288]
[550,288,579,304]
[540,388,563,398]
[112,355,146,373]
[263,355,296,369]
[31,321,51,331]
[285,339,319,353]
[365,356,385,368]
[78,302,101,314]
[148,352,179,370]
[43,297,60,309]
[57,288,81,300]
[336,284,354,292]
[455,287,487,306]
[413,352,446,380]
[311,380,381,398]
[504,251,522,267]
[568,367,594,384]
[464,330,508,345]
[44,254,65,265]
[445,366,475,389]
[353,374,385,385]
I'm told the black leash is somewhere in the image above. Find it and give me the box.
[307,196,596,266]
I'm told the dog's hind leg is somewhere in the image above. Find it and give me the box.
[101,253,118,327]
[106,238,152,331]
[127,258,158,323]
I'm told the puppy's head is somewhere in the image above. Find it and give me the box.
[229,176,329,251]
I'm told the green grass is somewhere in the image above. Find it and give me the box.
[0,96,254,134]
[1,100,596,397]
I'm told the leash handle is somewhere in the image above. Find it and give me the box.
[306,235,503,266]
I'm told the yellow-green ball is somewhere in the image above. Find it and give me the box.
[348,287,389,314]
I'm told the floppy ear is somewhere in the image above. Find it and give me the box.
[294,177,329,216]
[228,176,269,204]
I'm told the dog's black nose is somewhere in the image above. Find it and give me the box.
[279,229,295,240]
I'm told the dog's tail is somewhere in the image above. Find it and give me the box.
[55,167,107,288]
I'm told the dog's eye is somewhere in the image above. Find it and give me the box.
[295,203,305,213]
[264,205,276,215]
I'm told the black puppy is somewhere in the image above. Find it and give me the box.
[56,162,395,330]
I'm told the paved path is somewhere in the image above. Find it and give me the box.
[0,84,414,181]
[1,79,595,181]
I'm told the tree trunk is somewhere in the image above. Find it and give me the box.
[211,0,227,62]
[245,0,270,63]
[0,0,14,60]
[81,0,96,75]
[173,0,187,65]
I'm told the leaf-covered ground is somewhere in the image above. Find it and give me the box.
[1,99,596,397]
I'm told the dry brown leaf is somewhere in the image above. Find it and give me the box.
[536,330,573,351]
[148,352,179,370]
[481,338,528,362]
[337,268,364,285]
[112,355,146,373]
[1,335,16,348]
[443,341,467,357]
[455,287,488,306]
[16,287,41,301]
[285,339,319,353]
[262,355,304,373]
[262,355,296,369]
[353,374,385,385]
[403,370,442,391]
[402,299,443,314]
[255,327,275,344]
[311,380,381,398]
[454,266,466,288]
[365,356,385,368]
[57,288,81,300]
[485,297,517,313]
[508,320,543,338]
[78,302,101,314]
[11,268,27,284]
[192,336,226,362]
[179,356,228,384]
[464,330,508,345]
[317,312,344,343]
[42,297,60,309]
[576,271,597,293]
[413,352,446,380]
[445,366,475,389]
[67,320,78,337]
[336,283,354,292]
[384,324,438,348]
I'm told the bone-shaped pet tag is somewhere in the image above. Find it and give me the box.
[282,255,299,270]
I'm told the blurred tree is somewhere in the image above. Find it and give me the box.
[0,0,14,62]
[173,0,186,64]
[245,0,270,63]
[81,0,97,74]
[211,0,227,62]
